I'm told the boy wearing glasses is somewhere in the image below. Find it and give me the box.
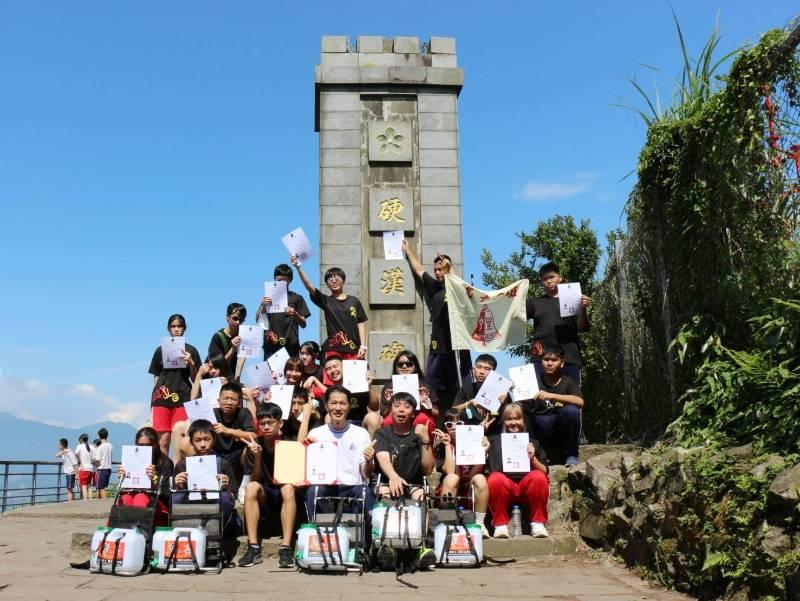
[293,258,368,360]
[238,403,299,569]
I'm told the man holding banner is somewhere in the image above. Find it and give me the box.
[402,241,472,412]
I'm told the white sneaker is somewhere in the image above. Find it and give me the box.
[493,525,510,539]
[531,522,549,538]
[479,522,491,539]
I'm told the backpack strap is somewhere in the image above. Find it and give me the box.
[215,331,230,354]
[438,524,453,566]
[455,505,480,566]
[314,525,330,569]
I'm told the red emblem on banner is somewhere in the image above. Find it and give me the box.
[471,304,502,346]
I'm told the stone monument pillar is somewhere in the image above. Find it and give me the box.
[315,35,464,379]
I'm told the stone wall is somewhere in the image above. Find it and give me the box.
[315,35,464,378]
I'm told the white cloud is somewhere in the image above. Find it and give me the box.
[518,180,590,202]
[516,172,599,203]
[0,375,143,427]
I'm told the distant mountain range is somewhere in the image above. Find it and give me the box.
[0,412,138,463]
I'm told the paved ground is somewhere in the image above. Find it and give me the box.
[0,500,692,601]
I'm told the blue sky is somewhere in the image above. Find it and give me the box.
[0,1,796,429]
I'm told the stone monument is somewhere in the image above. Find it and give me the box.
[315,35,464,379]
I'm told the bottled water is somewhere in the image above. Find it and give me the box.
[510,506,522,538]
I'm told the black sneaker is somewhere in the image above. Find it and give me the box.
[278,546,294,568]
[416,547,436,570]
[237,545,262,568]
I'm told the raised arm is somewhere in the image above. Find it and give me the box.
[291,255,316,294]
[401,239,426,279]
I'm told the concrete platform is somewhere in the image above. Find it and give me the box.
[0,500,692,600]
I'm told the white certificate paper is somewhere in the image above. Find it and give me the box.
[161,336,186,369]
[305,441,338,485]
[238,325,262,359]
[186,455,219,491]
[557,282,582,317]
[121,445,152,489]
[509,364,540,401]
[200,377,223,407]
[246,361,275,391]
[282,227,313,264]
[383,230,404,260]
[501,433,530,473]
[475,370,513,413]
[342,360,369,393]
[269,384,295,420]
[264,280,289,314]
[455,425,484,466]
[392,373,420,408]
[184,396,217,424]
[267,347,290,383]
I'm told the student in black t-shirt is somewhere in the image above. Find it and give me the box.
[255,263,311,360]
[298,341,326,403]
[208,302,247,381]
[149,314,202,455]
[238,403,298,569]
[452,354,509,435]
[211,382,257,483]
[523,345,583,467]
[402,240,472,410]
[525,262,590,384]
[292,257,368,360]
[374,392,434,501]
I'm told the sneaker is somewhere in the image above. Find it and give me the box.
[416,547,436,570]
[479,522,491,539]
[565,456,580,467]
[493,524,510,539]
[531,522,549,538]
[376,544,396,570]
[278,546,294,568]
[237,545,262,567]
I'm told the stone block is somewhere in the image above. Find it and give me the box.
[319,130,361,149]
[320,167,360,186]
[368,332,419,380]
[368,186,415,232]
[322,35,349,53]
[357,36,384,53]
[418,94,457,113]
[320,185,360,206]
[431,54,457,68]
[425,67,464,86]
[419,130,458,149]
[421,205,461,225]
[418,112,458,131]
[394,36,420,54]
[369,260,415,306]
[358,52,396,67]
[320,224,361,245]
[317,66,360,84]
[419,149,459,168]
[429,36,456,54]
[320,93,361,112]
[393,53,428,68]
[389,66,427,83]
[420,167,460,187]
[320,205,362,225]
[420,186,460,206]
[422,244,462,265]
[359,66,390,84]
[323,243,361,264]
[368,120,412,163]
[320,148,361,168]
[321,53,359,67]
[319,111,361,131]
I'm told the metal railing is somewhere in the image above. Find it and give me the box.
[0,460,120,513]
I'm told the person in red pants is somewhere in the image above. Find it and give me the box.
[486,402,550,538]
